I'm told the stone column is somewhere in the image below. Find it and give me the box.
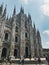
[20,13,25,58]
[10,17,16,58]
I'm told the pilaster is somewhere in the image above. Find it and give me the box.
[10,17,16,58]
[20,13,25,58]
[0,18,6,59]
[30,25,34,58]
[36,36,39,57]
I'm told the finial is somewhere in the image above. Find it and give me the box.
[20,6,24,13]
[13,6,16,16]
[28,13,31,19]
[33,22,35,29]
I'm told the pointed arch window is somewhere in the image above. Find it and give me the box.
[25,33,27,38]
[5,33,8,40]
[15,26,18,32]
[1,48,7,58]
[25,47,29,58]
[15,36,18,42]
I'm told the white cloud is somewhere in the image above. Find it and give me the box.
[44,0,49,4]
[21,0,28,4]
[45,41,49,48]
[43,41,49,48]
[43,30,49,35]
[46,42,49,44]
[40,0,49,16]
[20,0,32,5]
[41,4,49,16]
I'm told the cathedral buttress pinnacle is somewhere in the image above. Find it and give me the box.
[20,6,24,14]
[12,6,16,17]
[0,3,3,15]
[2,5,7,17]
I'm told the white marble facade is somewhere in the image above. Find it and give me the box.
[0,4,43,60]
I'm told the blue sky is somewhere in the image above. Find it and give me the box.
[0,0,49,48]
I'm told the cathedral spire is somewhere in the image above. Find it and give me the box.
[2,5,7,17]
[33,23,36,35]
[37,30,41,42]
[20,6,24,14]
[0,3,3,15]
[28,13,31,20]
[33,23,36,29]
[37,30,40,37]
[28,13,32,25]
[12,6,16,17]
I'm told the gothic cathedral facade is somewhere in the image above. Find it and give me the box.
[0,4,43,60]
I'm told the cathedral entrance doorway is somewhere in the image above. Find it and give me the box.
[14,49,18,58]
[25,47,28,58]
[1,48,7,58]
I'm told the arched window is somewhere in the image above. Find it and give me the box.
[25,33,27,38]
[25,47,29,58]
[15,36,18,42]
[15,26,18,32]
[1,48,7,58]
[14,49,18,58]
[5,33,8,40]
